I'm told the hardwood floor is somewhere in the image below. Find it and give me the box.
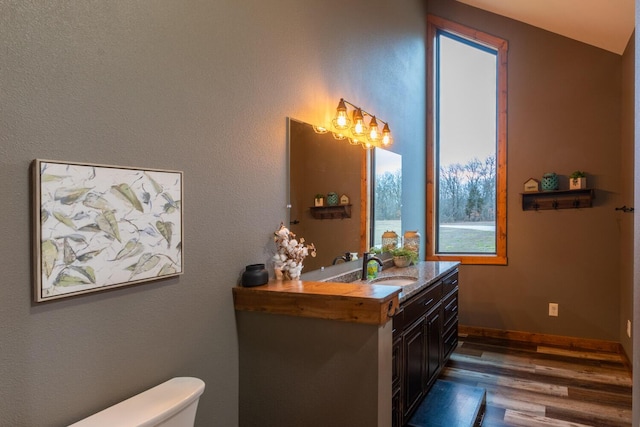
[439,332,632,427]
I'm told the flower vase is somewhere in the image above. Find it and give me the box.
[274,267,283,280]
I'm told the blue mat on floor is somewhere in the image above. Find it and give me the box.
[407,380,485,427]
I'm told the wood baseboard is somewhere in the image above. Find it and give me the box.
[459,325,622,353]
[619,344,632,374]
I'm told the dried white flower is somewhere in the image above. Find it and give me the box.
[273,223,316,280]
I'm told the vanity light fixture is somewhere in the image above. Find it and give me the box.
[324,98,392,149]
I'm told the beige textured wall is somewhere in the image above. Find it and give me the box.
[429,0,626,341]
[0,0,426,425]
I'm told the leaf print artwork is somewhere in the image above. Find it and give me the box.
[41,240,58,278]
[114,239,144,261]
[63,238,77,264]
[162,193,180,214]
[41,174,65,183]
[111,183,144,212]
[96,210,121,242]
[156,221,173,248]
[128,253,161,279]
[52,211,77,230]
[53,268,94,287]
[54,187,92,205]
[76,248,104,262]
[145,172,163,194]
[68,265,96,284]
[41,209,49,224]
[34,160,183,302]
[83,193,112,211]
[158,263,177,276]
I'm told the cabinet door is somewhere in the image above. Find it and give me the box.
[425,303,442,388]
[392,336,402,389]
[403,317,426,417]
[392,386,402,427]
[392,334,403,426]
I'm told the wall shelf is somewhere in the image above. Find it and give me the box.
[521,189,594,211]
[310,204,352,219]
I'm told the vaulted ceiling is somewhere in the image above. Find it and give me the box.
[455,0,635,55]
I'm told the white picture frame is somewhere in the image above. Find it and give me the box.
[32,159,183,302]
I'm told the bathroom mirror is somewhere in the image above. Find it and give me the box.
[288,118,402,272]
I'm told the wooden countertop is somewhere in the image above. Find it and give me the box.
[232,279,401,326]
[232,261,460,326]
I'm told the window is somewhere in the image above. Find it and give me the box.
[426,15,507,265]
[371,147,402,248]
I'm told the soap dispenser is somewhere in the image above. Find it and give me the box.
[366,260,380,279]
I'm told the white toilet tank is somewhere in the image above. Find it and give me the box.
[69,377,205,427]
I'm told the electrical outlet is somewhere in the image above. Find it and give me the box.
[627,320,632,338]
[548,303,558,317]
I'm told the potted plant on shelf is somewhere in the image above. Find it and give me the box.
[569,171,587,190]
[314,193,324,207]
[390,247,418,268]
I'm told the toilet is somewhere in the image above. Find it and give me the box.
[69,377,205,427]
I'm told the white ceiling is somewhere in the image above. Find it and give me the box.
[455,0,635,55]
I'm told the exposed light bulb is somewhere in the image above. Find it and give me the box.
[332,99,351,130]
[368,116,379,142]
[382,123,392,145]
[352,108,366,136]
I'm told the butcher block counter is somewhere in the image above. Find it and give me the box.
[232,279,401,326]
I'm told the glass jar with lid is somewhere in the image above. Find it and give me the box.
[381,230,399,252]
[403,230,421,258]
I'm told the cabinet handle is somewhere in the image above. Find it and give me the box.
[387,301,397,317]
[424,298,434,307]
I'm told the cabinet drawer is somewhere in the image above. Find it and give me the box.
[443,321,458,359]
[404,282,442,324]
[443,290,458,328]
[442,270,459,295]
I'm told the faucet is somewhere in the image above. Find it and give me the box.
[332,252,353,265]
[362,252,383,280]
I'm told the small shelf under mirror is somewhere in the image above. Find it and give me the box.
[310,204,352,219]
[521,189,594,211]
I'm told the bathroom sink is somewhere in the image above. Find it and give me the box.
[369,276,417,287]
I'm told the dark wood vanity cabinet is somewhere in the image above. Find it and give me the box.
[391,269,459,427]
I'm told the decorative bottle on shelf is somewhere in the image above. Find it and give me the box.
[326,192,339,206]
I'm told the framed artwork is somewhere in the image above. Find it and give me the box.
[32,159,183,302]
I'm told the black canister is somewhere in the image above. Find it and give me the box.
[242,264,269,287]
